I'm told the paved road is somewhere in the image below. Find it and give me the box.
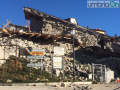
[0,84,119,90]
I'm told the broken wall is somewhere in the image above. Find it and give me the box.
[37,16,112,49]
[30,18,43,32]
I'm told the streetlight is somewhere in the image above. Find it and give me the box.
[70,27,76,81]
[2,46,5,78]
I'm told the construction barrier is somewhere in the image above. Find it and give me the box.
[117,79,120,82]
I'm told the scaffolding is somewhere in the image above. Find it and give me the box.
[92,63,106,83]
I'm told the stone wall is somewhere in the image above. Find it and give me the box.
[35,17,112,49]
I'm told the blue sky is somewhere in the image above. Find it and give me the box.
[0,0,120,36]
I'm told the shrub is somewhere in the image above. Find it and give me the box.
[92,80,98,84]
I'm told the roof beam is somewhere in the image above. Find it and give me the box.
[36,33,41,38]
[2,19,11,29]
[3,29,11,36]
[28,33,34,38]
[18,32,26,35]
[63,36,71,39]
[45,35,51,39]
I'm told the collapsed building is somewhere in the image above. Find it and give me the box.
[0,7,120,83]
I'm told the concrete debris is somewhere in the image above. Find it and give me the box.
[82,85,91,90]
[40,79,49,82]
[70,84,91,90]
[56,81,66,87]
[6,79,12,83]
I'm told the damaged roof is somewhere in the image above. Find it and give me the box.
[23,7,77,26]
[2,27,80,46]
[9,23,28,29]
[23,7,111,39]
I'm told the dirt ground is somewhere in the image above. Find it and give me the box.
[0,84,119,90]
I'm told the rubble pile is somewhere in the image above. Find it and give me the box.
[79,64,92,73]
[0,32,119,80]
[0,35,95,80]
[75,31,99,48]
[0,36,79,73]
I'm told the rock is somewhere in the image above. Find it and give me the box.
[78,77,82,81]
[69,75,73,79]
[40,79,49,82]
[86,86,91,90]
[36,78,40,81]
[7,79,12,83]
[82,85,91,90]
[61,83,66,87]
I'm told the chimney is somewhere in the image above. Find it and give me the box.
[87,26,89,29]
[98,28,100,30]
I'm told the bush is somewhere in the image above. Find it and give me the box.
[48,77,60,82]
[92,80,98,84]
[13,79,23,83]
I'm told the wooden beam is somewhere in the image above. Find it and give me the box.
[18,32,25,35]
[56,36,62,39]
[3,29,11,36]
[51,36,62,41]
[45,35,51,39]
[7,19,9,28]
[36,34,41,38]
[4,27,10,32]
[63,36,71,39]
[26,33,34,35]
[2,19,11,28]
[28,33,34,38]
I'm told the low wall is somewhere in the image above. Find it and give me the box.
[0,82,92,86]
